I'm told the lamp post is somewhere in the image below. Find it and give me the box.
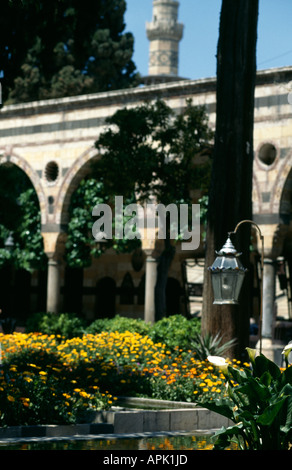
[208,220,264,354]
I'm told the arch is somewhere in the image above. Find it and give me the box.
[271,151,292,217]
[0,150,47,225]
[266,160,292,259]
[55,146,101,226]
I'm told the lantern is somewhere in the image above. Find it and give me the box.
[208,236,247,305]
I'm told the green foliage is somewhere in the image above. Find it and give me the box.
[87,313,202,353]
[0,165,46,271]
[26,312,201,350]
[148,315,201,351]
[191,332,237,361]
[86,314,151,336]
[1,0,139,104]
[65,179,108,268]
[95,99,213,205]
[26,312,86,339]
[65,178,140,268]
[204,348,292,450]
[12,188,47,271]
[0,165,30,230]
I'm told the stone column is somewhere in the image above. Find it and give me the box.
[254,223,288,365]
[42,231,63,314]
[262,258,276,339]
[144,254,157,324]
[258,258,280,363]
[46,256,61,313]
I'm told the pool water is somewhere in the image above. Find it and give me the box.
[0,433,219,450]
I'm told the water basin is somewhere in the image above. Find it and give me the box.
[0,431,217,450]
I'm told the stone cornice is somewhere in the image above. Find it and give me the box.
[0,66,291,119]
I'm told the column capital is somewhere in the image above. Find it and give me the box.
[42,231,66,260]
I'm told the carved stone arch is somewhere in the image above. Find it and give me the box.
[55,146,101,226]
[0,150,47,225]
[269,156,292,258]
[272,151,292,218]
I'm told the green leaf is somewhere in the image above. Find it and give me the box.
[281,389,292,433]
[228,364,251,384]
[256,397,287,426]
[259,370,273,387]
[254,354,281,381]
[212,423,247,450]
[235,377,271,406]
[201,396,234,420]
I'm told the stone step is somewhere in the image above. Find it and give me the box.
[0,400,232,440]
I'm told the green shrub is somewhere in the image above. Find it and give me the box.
[86,315,151,336]
[26,312,86,338]
[26,312,201,351]
[86,314,201,351]
[148,315,201,351]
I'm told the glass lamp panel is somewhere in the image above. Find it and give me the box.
[211,270,245,304]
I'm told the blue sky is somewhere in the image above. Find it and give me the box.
[124,0,292,80]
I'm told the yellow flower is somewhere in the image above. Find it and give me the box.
[20,397,30,407]
[23,377,33,383]
[7,395,15,402]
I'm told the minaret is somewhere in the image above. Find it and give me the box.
[145,0,184,84]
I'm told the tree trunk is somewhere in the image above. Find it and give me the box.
[202,0,259,360]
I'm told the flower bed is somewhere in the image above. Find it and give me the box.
[0,331,244,427]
